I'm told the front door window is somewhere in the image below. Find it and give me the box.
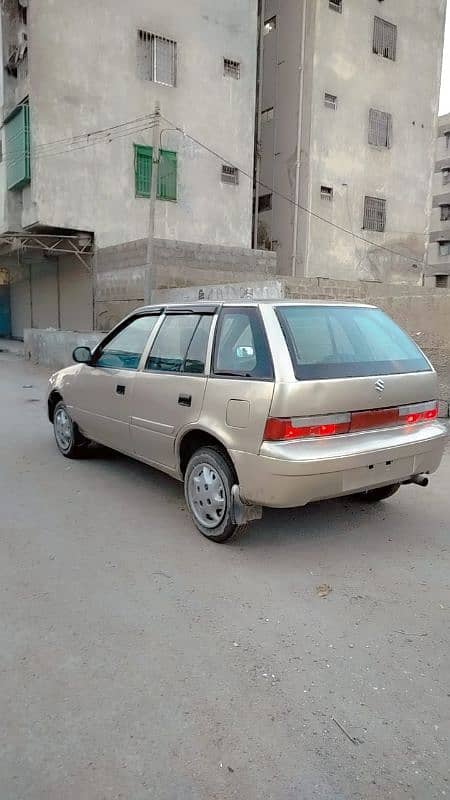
[95,315,159,370]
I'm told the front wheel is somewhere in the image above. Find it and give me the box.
[355,483,400,502]
[184,446,246,543]
[53,401,90,459]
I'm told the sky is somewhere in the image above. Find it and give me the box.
[440,11,450,114]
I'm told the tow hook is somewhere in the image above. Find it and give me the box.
[403,474,429,487]
[231,486,262,525]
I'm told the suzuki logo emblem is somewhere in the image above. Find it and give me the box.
[375,379,385,394]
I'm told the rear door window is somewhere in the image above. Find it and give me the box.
[146,313,212,374]
[276,305,431,379]
[213,307,273,380]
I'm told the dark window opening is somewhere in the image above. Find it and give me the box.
[440,204,450,222]
[368,108,392,147]
[258,193,272,212]
[221,165,239,185]
[363,196,386,232]
[324,92,337,109]
[373,16,397,61]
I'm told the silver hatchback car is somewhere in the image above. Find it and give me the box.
[48,301,447,542]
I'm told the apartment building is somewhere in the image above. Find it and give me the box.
[0,0,263,337]
[255,0,446,281]
[428,112,450,287]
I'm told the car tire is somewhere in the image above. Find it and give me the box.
[355,483,401,502]
[53,400,90,459]
[184,446,247,543]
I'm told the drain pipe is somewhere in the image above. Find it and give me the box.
[291,0,307,277]
[253,0,266,250]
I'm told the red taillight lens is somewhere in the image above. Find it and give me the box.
[263,402,438,442]
[263,415,350,441]
[398,402,438,425]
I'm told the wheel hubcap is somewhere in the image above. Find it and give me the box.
[54,407,73,451]
[187,463,227,529]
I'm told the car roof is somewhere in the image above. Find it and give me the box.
[134,299,376,314]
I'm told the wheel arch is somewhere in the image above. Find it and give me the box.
[48,390,63,422]
[177,428,238,481]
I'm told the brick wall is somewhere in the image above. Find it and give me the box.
[94,237,276,330]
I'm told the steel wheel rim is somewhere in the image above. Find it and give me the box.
[54,407,73,452]
[187,462,227,529]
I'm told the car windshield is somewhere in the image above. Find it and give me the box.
[276,305,431,380]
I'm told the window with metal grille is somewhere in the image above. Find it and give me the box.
[324,93,337,110]
[264,16,277,35]
[439,241,450,256]
[436,275,449,288]
[440,204,450,222]
[321,185,333,200]
[137,29,177,86]
[373,17,397,61]
[4,100,30,190]
[134,145,177,201]
[258,193,272,212]
[329,0,342,11]
[224,58,240,79]
[443,169,450,185]
[221,165,239,185]
[262,107,274,123]
[368,108,392,148]
[363,196,386,231]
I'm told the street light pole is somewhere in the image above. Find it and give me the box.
[144,101,161,305]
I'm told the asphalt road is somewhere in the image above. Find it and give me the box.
[1,350,449,800]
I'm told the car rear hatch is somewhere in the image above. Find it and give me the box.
[266,304,439,440]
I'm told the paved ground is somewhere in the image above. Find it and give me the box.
[1,350,449,800]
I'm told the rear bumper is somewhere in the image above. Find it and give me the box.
[231,422,448,508]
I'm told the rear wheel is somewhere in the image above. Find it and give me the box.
[53,400,90,459]
[355,483,400,502]
[184,446,246,543]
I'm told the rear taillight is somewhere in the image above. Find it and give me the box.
[264,401,438,442]
[263,414,351,441]
[398,402,438,425]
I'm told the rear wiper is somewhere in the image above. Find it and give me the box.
[214,370,252,378]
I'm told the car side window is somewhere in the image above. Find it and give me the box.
[146,314,211,374]
[213,307,274,379]
[184,315,213,373]
[95,315,159,370]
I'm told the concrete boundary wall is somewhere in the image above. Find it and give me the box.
[24,330,102,371]
[24,278,450,401]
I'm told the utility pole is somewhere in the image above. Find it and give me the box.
[144,101,161,305]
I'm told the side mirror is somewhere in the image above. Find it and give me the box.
[73,346,92,364]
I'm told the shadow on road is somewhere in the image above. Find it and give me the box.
[85,444,408,553]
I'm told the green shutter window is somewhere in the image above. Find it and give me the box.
[5,102,31,190]
[158,149,177,201]
[134,144,152,197]
[134,145,177,201]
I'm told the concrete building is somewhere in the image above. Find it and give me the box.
[255,0,446,282]
[428,112,450,287]
[0,0,271,337]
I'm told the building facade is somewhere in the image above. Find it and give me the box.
[256,0,446,282]
[428,112,450,287]
[0,0,264,336]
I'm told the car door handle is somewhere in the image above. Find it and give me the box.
[116,384,126,396]
[178,394,192,407]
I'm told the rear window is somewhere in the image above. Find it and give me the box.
[276,305,431,380]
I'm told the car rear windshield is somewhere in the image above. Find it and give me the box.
[276,305,431,380]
